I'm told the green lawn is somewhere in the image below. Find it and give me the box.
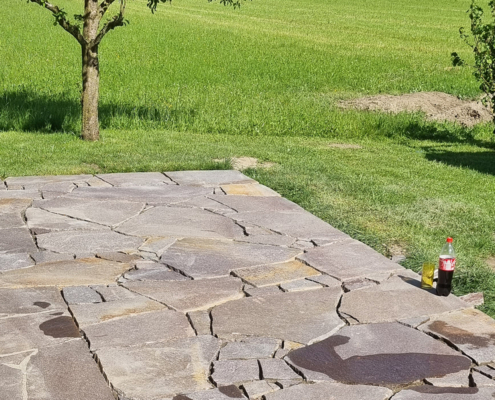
[1,0,495,315]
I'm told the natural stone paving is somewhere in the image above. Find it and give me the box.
[1,171,494,400]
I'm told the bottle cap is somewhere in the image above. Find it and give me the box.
[447,237,453,243]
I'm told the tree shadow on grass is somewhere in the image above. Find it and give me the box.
[425,149,495,176]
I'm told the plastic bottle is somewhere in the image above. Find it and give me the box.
[436,237,456,296]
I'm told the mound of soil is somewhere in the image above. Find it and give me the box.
[340,92,492,127]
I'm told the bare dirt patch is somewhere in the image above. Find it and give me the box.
[340,92,492,127]
[215,157,276,171]
[486,256,495,272]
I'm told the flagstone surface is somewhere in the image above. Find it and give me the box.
[0,171,493,400]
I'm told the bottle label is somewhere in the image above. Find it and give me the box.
[439,257,456,272]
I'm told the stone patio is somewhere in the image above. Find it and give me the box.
[0,171,494,399]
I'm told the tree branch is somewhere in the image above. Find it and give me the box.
[94,0,126,46]
[28,0,86,46]
[99,0,117,18]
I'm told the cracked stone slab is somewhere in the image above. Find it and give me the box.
[212,288,344,344]
[187,310,211,335]
[244,285,282,297]
[87,176,113,187]
[124,277,244,312]
[173,386,246,400]
[259,358,302,381]
[96,251,142,264]
[5,175,92,190]
[474,365,495,379]
[286,322,472,390]
[280,279,322,292]
[0,287,67,316]
[0,190,41,200]
[117,206,244,240]
[234,260,320,287]
[36,230,143,255]
[160,238,301,279]
[124,267,189,281]
[235,234,297,247]
[30,251,74,264]
[91,285,139,301]
[0,228,37,254]
[83,308,194,350]
[165,170,255,187]
[34,197,146,227]
[219,337,280,360]
[0,257,131,288]
[0,212,26,229]
[418,309,495,364]
[0,253,34,272]
[298,238,403,281]
[472,371,495,387]
[96,335,221,399]
[243,381,279,398]
[39,181,76,194]
[62,286,102,305]
[26,207,108,234]
[96,172,174,187]
[211,359,260,385]
[342,277,378,292]
[139,237,177,257]
[340,276,469,324]
[392,386,495,399]
[173,196,236,213]
[265,382,393,400]
[208,195,305,213]
[306,274,342,288]
[221,183,280,197]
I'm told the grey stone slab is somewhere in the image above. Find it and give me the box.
[280,279,322,292]
[340,276,469,324]
[221,183,280,197]
[0,258,130,288]
[0,212,25,229]
[235,234,297,247]
[298,238,403,281]
[91,285,139,302]
[70,296,165,327]
[165,170,255,187]
[124,267,188,281]
[0,361,22,399]
[87,176,113,187]
[30,251,74,264]
[275,348,290,359]
[26,207,107,234]
[393,386,495,399]
[96,172,174,187]
[235,260,320,287]
[124,277,244,312]
[398,315,431,329]
[259,358,302,381]
[208,195,305,213]
[0,190,41,200]
[96,335,221,398]
[342,277,378,292]
[306,274,342,288]
[160,238,301,279]
[41,190,70,200]
[187,310,211,335]
[286,322,472,390]
[211,359,260,385]
[0,253,34,271]
[0,198,32,214]
[0,228,37,254]
[418,309,495,364]
[212,288,344,345]
[40,181,76,193]
[96,251,142,263]
[264,382,393,400]
[472,371,495,387]
[117,206,244,240]
[83,309,194,350]
[0,180,4,190]
[219,337,280,360]
[36,230,143,255]
[5,175,92,190]
[275,380,301,389]
[35,197,145,227]
[62,286,102,305]
[459,292,484,306]
[291,239,315,249]
[0,311,80,355]
[243,380,279,398]
[173,386,246,400]
[173,196,236,213]
[473,365,495,379]
[424,370,470,387]
[244,285,282,297]
[0,287,66,315]
[139,237,177,257]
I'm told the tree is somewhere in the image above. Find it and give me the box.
[27,0,242,141]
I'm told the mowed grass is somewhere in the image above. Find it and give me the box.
[2,0,495,315]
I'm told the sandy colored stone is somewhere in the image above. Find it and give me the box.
[235,234,296,247]
[139,237,177,257]
[234,260,320,287]
[165,170,255,187]
[0,257,130,288]
[286,322,472,390]
[306,274,342,288]
[259,358,302,380]
[208,195,305,213]
[211,359,260,385]
[96,336,221,398]
[30,251,74,264]
[124,277,244,312]
[212,288,344,345]
[96,172,173,187]
[459,292,484,306]
[219,337,280,360]
[124,267,188,281]
[36,230,143,255]
[280,279,322,292]
[221,183,280,197]
[26,207,107,233]
[0,228,37,254]
[91,285,138,302]
[393,386,495,399]
[62,286,102,304]
[0,253,34,271]
[188,310,211,335]
[0,287,66,316]
[96,251,142,263]
[0,198,32,214]
[243,380,279,398]
[418,308,495,364]
[160,238,301,279]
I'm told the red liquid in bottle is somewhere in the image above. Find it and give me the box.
[436,238,456,297]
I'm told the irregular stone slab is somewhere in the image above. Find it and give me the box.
[234,260,320,287]
[87,176,113,187]
[212,288,344,344]
[91,285,138,301]
[219,337,280,360]
[472,371,495,387]
[36,230,143,255]
[473,365,495,379]
[0,253,34,271]
[298,238,403,281]
[0,287,66,315]
[0,258,130,288]
[25,207,107,234]
[70,296,165,327]
[0,198,32,214]
[30,251,74,264]
[424,370,470,387]
[35,197,145,227]
[40,181,76,193]
[62,286,102,305]
[96,251,142,264]
[459,292,484,306]
[342,277,378,292]
[265,382,393,400]
[188,310,211,335]
[0,228,37,254]
[243,381,279,398]
[161,238,301,279]
[280,279,322,292]
[291,239,315,249]
[83,309,194,350]
[139,237,177,257]
[221,183,280,196]
[418,309,495,364]
[124,267,188,281]
[208,195,305,213]
[97,336,221,398]
[96,172,173,187]
[286,322,472,390]
[259,358,302,381]
[5,175,92,190]
[0,212,25,229]
[393,386,495,399]
[275,348,290,359]
[211,359,260,385]
[340,276,469,324]
[245,285,282,297]
[0,190,41,200]
[0,360,22,399]
[276,380,301,389]
[124,277,244,312]
[165,170,255,187]
[398,315,430,329]
[0,180,4,190]
[173,196,236,213]
[0,311,80,355]
[235,234,296,247]
[173,386,246,400]
[117,207,244,240]
[306,274,342,288]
